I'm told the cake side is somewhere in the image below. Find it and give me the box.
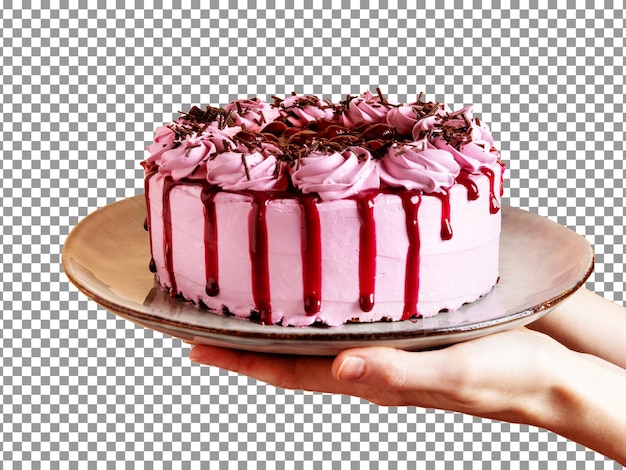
[146,169,501,326]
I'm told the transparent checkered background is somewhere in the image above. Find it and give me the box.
[2,0,624,467]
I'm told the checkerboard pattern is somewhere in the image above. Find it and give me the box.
[2,1,624,467]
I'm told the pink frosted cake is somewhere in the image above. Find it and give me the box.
[142,90,504,326]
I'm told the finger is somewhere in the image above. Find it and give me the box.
[189,344,342,393]
[332,346,463,393]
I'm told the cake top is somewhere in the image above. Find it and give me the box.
[144,90,501,200]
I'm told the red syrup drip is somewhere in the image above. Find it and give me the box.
[162,176,179,295]
[144,170,158,274]
[248,194,272,324]
[355,192,378,312]
[429,189,453,241]
[201,186,221,297]
[399,191,422,320]
[149,258,157,273]
[456,170,480,201]
[480,167,501,214]
[299,196,323,315]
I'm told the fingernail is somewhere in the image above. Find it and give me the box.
[188,347,203,364]
[336,356,366,381]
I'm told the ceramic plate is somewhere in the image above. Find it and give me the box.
[62,196,593,355]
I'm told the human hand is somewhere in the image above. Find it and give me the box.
[189,295,626,464]
[189,328,569,424]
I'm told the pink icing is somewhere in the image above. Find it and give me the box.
[387,102,449,138]
[341,90,394,127]
[428,106,499,172]
[207,150,289,191]
[157,135,214,180]
[379,139,461,193]
[151,123,245,180]
[223,98,281,132]
[145,126,177,164]
[386,104,420,137]
[278,95,336,127]
[289,146,380,200]
[411,114,440,138]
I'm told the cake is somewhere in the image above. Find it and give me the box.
[142,90,504,327]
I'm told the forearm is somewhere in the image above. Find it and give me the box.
[532,349,626,465]
[529,287,626,369]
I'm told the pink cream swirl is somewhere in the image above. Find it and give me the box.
[427,105,499,173]
[379,139,460,193]
[289,146,380,201]
[387,102,449,138]
[206,141,289,191]
[145,126,177,165]
[386,104,419,137]
[278,95,336,127]
[222,98,281,132]
[155,125,242,180]
[156,134,213,180]
[341,90,394,127]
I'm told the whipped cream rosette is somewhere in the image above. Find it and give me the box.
[151,125,241,180]
[385,96,449,137]
[206,139,288,191]
[222,97,281,132]
[156,134,213,180]
[289,146,380,201]
[379,139,461,193]
[341,90,395,128]
[145,126,177,164]
[275,94,336,127]
[420,106,499,173]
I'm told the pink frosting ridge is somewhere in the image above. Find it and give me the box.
[207,138,288,191]
[277,94,336,127]
[289,146,380,200]
[157,135,213,180]
[341,90,395,127]
[222,98,281,132]
[417,105,499,173]
[145,126,177,164]
[387,100,450,137]
[379,139,461,193]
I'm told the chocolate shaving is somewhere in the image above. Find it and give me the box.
[241,154,251,181]
[376,87,387,104]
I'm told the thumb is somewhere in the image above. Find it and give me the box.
[332,346,457,391]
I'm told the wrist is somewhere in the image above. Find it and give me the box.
[533,349,626,464]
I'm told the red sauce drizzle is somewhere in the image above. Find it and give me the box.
[201,186,221,297]
[355,192,378,312]
[399,191,422,320]
[162,176,178,295]
[429,189,453,241]
[480,167,501,214]
[248,194,272,324]
[455,170,480,201]
[144,170,158,273]
[299,196,323,315]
